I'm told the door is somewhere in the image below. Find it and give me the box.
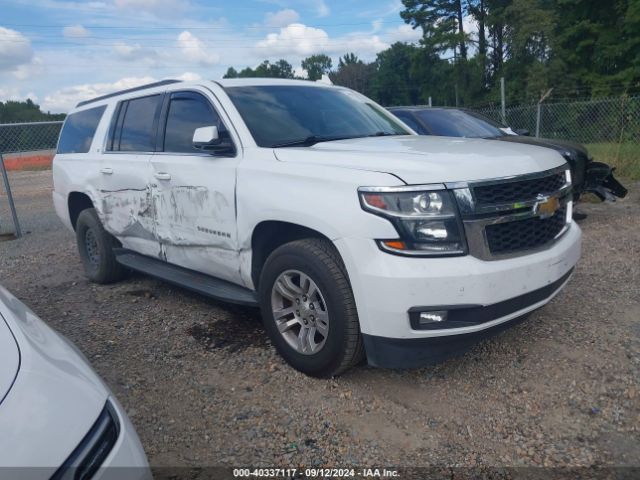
[99,94,163,258]
[150,90,241,284]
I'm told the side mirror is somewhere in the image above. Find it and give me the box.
[192,125,235,155]
[193,126,220,148]
[515,128,530,136]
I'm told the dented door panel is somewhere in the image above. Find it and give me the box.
[99,153,160,258]
[150,154,242,285]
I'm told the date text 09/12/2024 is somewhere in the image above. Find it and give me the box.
[233,468,400,478]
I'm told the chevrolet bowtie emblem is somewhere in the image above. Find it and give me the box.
[534,195,560,219]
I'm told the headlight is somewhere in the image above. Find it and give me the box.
[359,186,467,256]
[51,401,120,480]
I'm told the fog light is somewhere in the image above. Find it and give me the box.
[419,310,448,325]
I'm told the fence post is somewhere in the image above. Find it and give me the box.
[500,77,506,125]
[536,88,554,138]
[0,153,22,238]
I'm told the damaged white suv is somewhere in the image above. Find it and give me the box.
[53,79,581,377]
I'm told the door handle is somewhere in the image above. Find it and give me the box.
[100,167,113,175]
[154,172,172,181]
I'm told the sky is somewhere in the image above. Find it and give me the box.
[0,0,422,113]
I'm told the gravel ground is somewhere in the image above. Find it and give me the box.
[0,170,639,470]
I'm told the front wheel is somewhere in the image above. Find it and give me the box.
[258,238,364,377]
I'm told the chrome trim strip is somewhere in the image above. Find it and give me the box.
[358,184,446,193]
[444,165,568,190]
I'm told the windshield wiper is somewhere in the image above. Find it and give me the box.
[366,131,399,137]
[272,135,358,148]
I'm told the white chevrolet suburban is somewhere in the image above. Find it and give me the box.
[52,78,581,377]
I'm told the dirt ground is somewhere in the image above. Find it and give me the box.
[0,170,638,470]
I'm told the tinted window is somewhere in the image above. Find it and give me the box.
[164,94,222,153]
[226,86,410,147]
[392,112,424,134]
[118,95,162,151]
[415,109,505,138]
[57,106,106,154]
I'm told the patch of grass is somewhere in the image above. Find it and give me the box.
[585,143,640,180]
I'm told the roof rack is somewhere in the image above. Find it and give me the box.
[75,79,182,108]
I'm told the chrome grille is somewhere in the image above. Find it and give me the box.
[450,166,572,260]
[473,171,566,206]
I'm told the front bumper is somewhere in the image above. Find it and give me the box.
[334,222,581,367]
[362,269,571,368]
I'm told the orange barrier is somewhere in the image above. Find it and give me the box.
[2,152,54,171]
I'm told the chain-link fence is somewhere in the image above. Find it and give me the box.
[0,121,63,238]
[470,96,640,144]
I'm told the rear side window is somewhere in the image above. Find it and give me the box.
[163,92,223,153]
[57,106,106,154]
[112,94,162,152]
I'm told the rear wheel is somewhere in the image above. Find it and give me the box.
[75,208,128,284]
[258,238,364,377]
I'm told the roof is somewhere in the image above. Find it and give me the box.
[74,77,335,109]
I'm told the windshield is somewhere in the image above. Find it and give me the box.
[416,109,506,138]
[225,85,411,148]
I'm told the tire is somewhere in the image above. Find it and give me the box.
[75,208,128,284]
[258,238,365,377]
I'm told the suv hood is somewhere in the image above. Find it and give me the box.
[0,315,19,405]
[274,135,567,184]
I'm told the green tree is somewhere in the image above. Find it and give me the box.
[372,42,422,106]
[329,57,376,97]
[401,0,468,60]
[301,54,333,81]
[224,59,295,79]
[223,67,239,78]
[338,53,362,68]
[0,99,65,123]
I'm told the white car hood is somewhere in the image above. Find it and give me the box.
[274,135,567,184]
[0,315,19,405]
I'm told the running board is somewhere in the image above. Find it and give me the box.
[114,249,258,307]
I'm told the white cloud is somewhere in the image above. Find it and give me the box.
[313,0,329,17]
[113,42,156,61]
[177,31,219,66]
[62,24,90,38]
[175,71,201,81]
[385,24,422,43]
[13,56,45,80]
[257,23,329,57]
[113,0,188,12]
[264,9,300,27]
[0,87,38,103]
[41,76,156,113]
[0,27,33,70]
[256,24,389,58]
